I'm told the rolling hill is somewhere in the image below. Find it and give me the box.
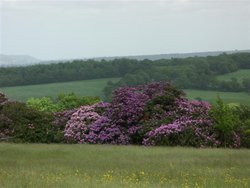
[217,69,250,82]
[0,54,41,67]
[1,49,249,67]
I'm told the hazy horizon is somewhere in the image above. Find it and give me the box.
[1,0,249,60]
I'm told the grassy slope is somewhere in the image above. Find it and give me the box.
[0,144,249,188]
[0,77,249,105]
[0,78,120,102]
[185,89,250,105]
[217,69,250,82]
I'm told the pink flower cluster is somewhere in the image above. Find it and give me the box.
[64,104,103,143]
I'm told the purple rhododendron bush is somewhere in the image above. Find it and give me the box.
[63,82,248,148]
[1,82,249,147]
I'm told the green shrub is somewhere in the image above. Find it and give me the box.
[56,93,100,110]
[230,105,250,148]
[210,97,240,147]
[27,93,101,112]
[27,97,60,112]
[0,101,62,143]
[242,128,250,148]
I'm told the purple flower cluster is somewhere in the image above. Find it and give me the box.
[0,92,8,106]
[143,99,220,147]
[62,82,242,148]
[53,108,78,129]
[85,116,129,144]
[64,104,102,143]
[232,132,241,148]
[108,87,150,124]
[63,83,171,144]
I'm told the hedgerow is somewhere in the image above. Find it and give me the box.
[1,82,250,147]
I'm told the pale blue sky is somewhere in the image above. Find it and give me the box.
[0,0,249,60]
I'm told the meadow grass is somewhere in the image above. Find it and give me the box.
[185,89,250,106]
[0,77,249,105]
[0,143,249,188]
[0,78,120,102]
[216,69,250,82]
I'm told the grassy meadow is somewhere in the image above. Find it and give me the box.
[0,78,120,101]
[185,89,250,105]
[217,69,250,82]
[0,77,249,105]
[0,144,249,188]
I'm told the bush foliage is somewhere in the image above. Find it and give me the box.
[1,82,250,147]
[27,93,100,112]
[63,82,250,148]
[0,93,59,143]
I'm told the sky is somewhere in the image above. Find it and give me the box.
[0,0,249,60]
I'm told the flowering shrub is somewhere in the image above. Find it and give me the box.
[10,82,233,147]
[0,93,11,140]
[64,82,187,145]
[0,92,8,107]
[4,81,242,148]
[85,116,130,144]
[53,109,78,130]
[143,99,220,147]
[64,102,110,143]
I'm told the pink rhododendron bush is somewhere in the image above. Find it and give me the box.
[63,82,246,148]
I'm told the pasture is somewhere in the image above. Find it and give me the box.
[0,144,249,188]
[217,69,250,82]
[0,78,249,105]
[185,89,250,105]
[0,78,120,101]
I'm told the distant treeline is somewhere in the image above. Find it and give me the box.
[0,59,144,86]
[103,53,250,99]
[0,53,250,98]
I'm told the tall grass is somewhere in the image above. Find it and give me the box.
[0,144,249,188]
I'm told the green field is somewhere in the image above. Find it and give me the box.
[185,89,250,105]
[0,77,249,105]
[0,78,120,101]
[0,144,249,188]
[217,69,250,82]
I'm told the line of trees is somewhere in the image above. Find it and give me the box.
[0,59,148,87]
[103,53,250,99]
[0,53,250,97]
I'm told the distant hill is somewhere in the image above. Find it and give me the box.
[56,49,250,62]
[92,49,250,61]
[0,54,41,67]
[1,49,250,67]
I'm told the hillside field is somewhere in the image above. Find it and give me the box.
[217,69,250,82]
[0,144,249,188]
[0,78,120,101]
[185,89,250,105]
[0,78,249,105]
